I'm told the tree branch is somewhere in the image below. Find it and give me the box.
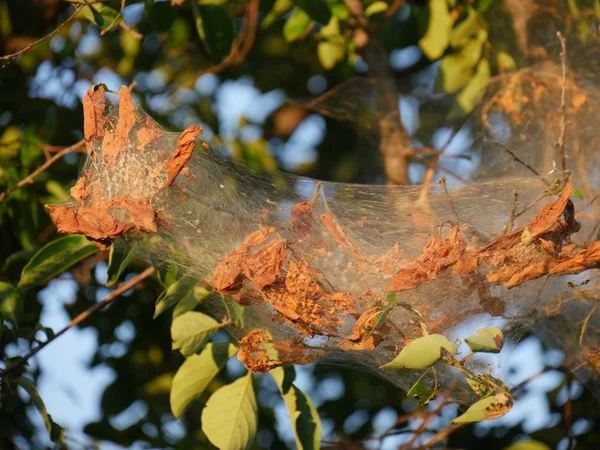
[0,140,85,202]
[0,266,155,380]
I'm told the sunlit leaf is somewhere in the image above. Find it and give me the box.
[571,187,584,200]
[154,276,199,318]
[419,0,453,60]
[262,0,294,29]
[144,373,174,396]
[407,367,438,406]
[452,392,513,424]
[455,57,490,115]
[283,8,313,41]
[365,1,388,17]
[106,238,139,287]
[450,7,481,48]
[465,326,504,353]
[497,51,516,72]
[317,40,345,70]
[17,235,99,290]
[173,286,212,318]
[171,342,237,418]
[171,311,221,357]
[381,334,457,369]
[503,440,551,450]
[271,366,321,450]
[201,373,257,450]
[79,3,122,33]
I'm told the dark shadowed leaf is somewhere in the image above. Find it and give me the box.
[192,4,234,63]
[12,377,62,439]
[17,235,98,290]
[407,367,438,406]
[106,238,139,287]
[270,366,321,450]
[292,0,331,24]
[154,276,199,318]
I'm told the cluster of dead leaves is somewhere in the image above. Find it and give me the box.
[388,179,600,295]
[47,85,204,248]
[238,329,324,373]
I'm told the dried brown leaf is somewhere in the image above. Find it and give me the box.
[165,124,203,186]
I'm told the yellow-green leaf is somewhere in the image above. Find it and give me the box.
[317,40,345,70]
[365,1,388,17]
[452,392,513,424]
[407,367,438,406]
[283,8,313,41]
[465,326,504,353]
[450,7,481,48]
[18,235,99,290]
[503,440,551,450]
[455,57,490,114]
[171,342,237,418]
[381,334,457,369]
[171,311,221,357]
[271,366,321,450]
[419,0,453,60]
[201,373,257,450]
[261,0,294,29]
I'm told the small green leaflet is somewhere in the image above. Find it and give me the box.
[365,1,388,17]
[381,334,457,369]
[154,276,199,318]
[283,8,313,41]
[201,373,258,450]
[171,342,237,418]
[106,238,139,287]
[0,281,19,323]
[407,367,438,406]
[18,235,98,290]
[171,311,222,357]
[270,366,321,450]
[78,3,122,33]
[503,440,551,450]
[452,392,513,424]
[571,187,584,200]
[317,40,345,70]
[419,0,453,60]
[465,326,504,353]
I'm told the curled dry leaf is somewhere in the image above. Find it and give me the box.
[164,124,203,187]
[238,329,323,373]
[82,83,108,154]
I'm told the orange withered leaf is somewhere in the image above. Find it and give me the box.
[165,124,203,186]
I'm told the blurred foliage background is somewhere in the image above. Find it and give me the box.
[1,0,600,449]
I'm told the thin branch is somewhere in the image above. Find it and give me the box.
[502,191,519,234]
[0,5,85,61]
[556,31,568,173]
[484,137,548,183]
[0,267,155,380]
[100,0,125,36]
[438,176,460,223]
[0,140,85,202]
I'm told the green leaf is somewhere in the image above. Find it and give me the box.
[503,440,551,450]
[192,3,234,63]
[465,326,504,353]
[171,342,237,418]
[381,334,457,369]
[317,40,345,70]
[407,367,438,406]
[571,187,584,200]
[452,392,513,424]
[79,3,122,32]
[106,238,139,287]
[319,17,340,39]
[154,276,199,318]
[419,0,453,60]
[18,235,99,290]
[455,57,490,114]
[144,373,174,396]
[465,376,491,397]
[12,377,61,438]
[365,1,388,17]
[201,373,258,450]
[171,311,221,357]
[497,51,516,72]
[271,366,321,450]
[145,0,177,33]
[283,8,313,41]
[0,281,19,323]
[292,0,331,24]
[0,126,22,161]
[173,286,212,318]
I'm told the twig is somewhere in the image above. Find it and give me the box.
[100,0,125,36]
[484,137,548,183]
[502,191,519,234]
[579,302,598,346]
[196,0,259,76]
[0,267,155,380]
[0,4,85,61]
[0,140,85,202]
[556,31,568,173]
[438,176,460,223]
[413,423,465,449]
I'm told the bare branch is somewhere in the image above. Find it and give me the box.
[0,140,85,202]
[556,31,569,173]
[0,266,155,380]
